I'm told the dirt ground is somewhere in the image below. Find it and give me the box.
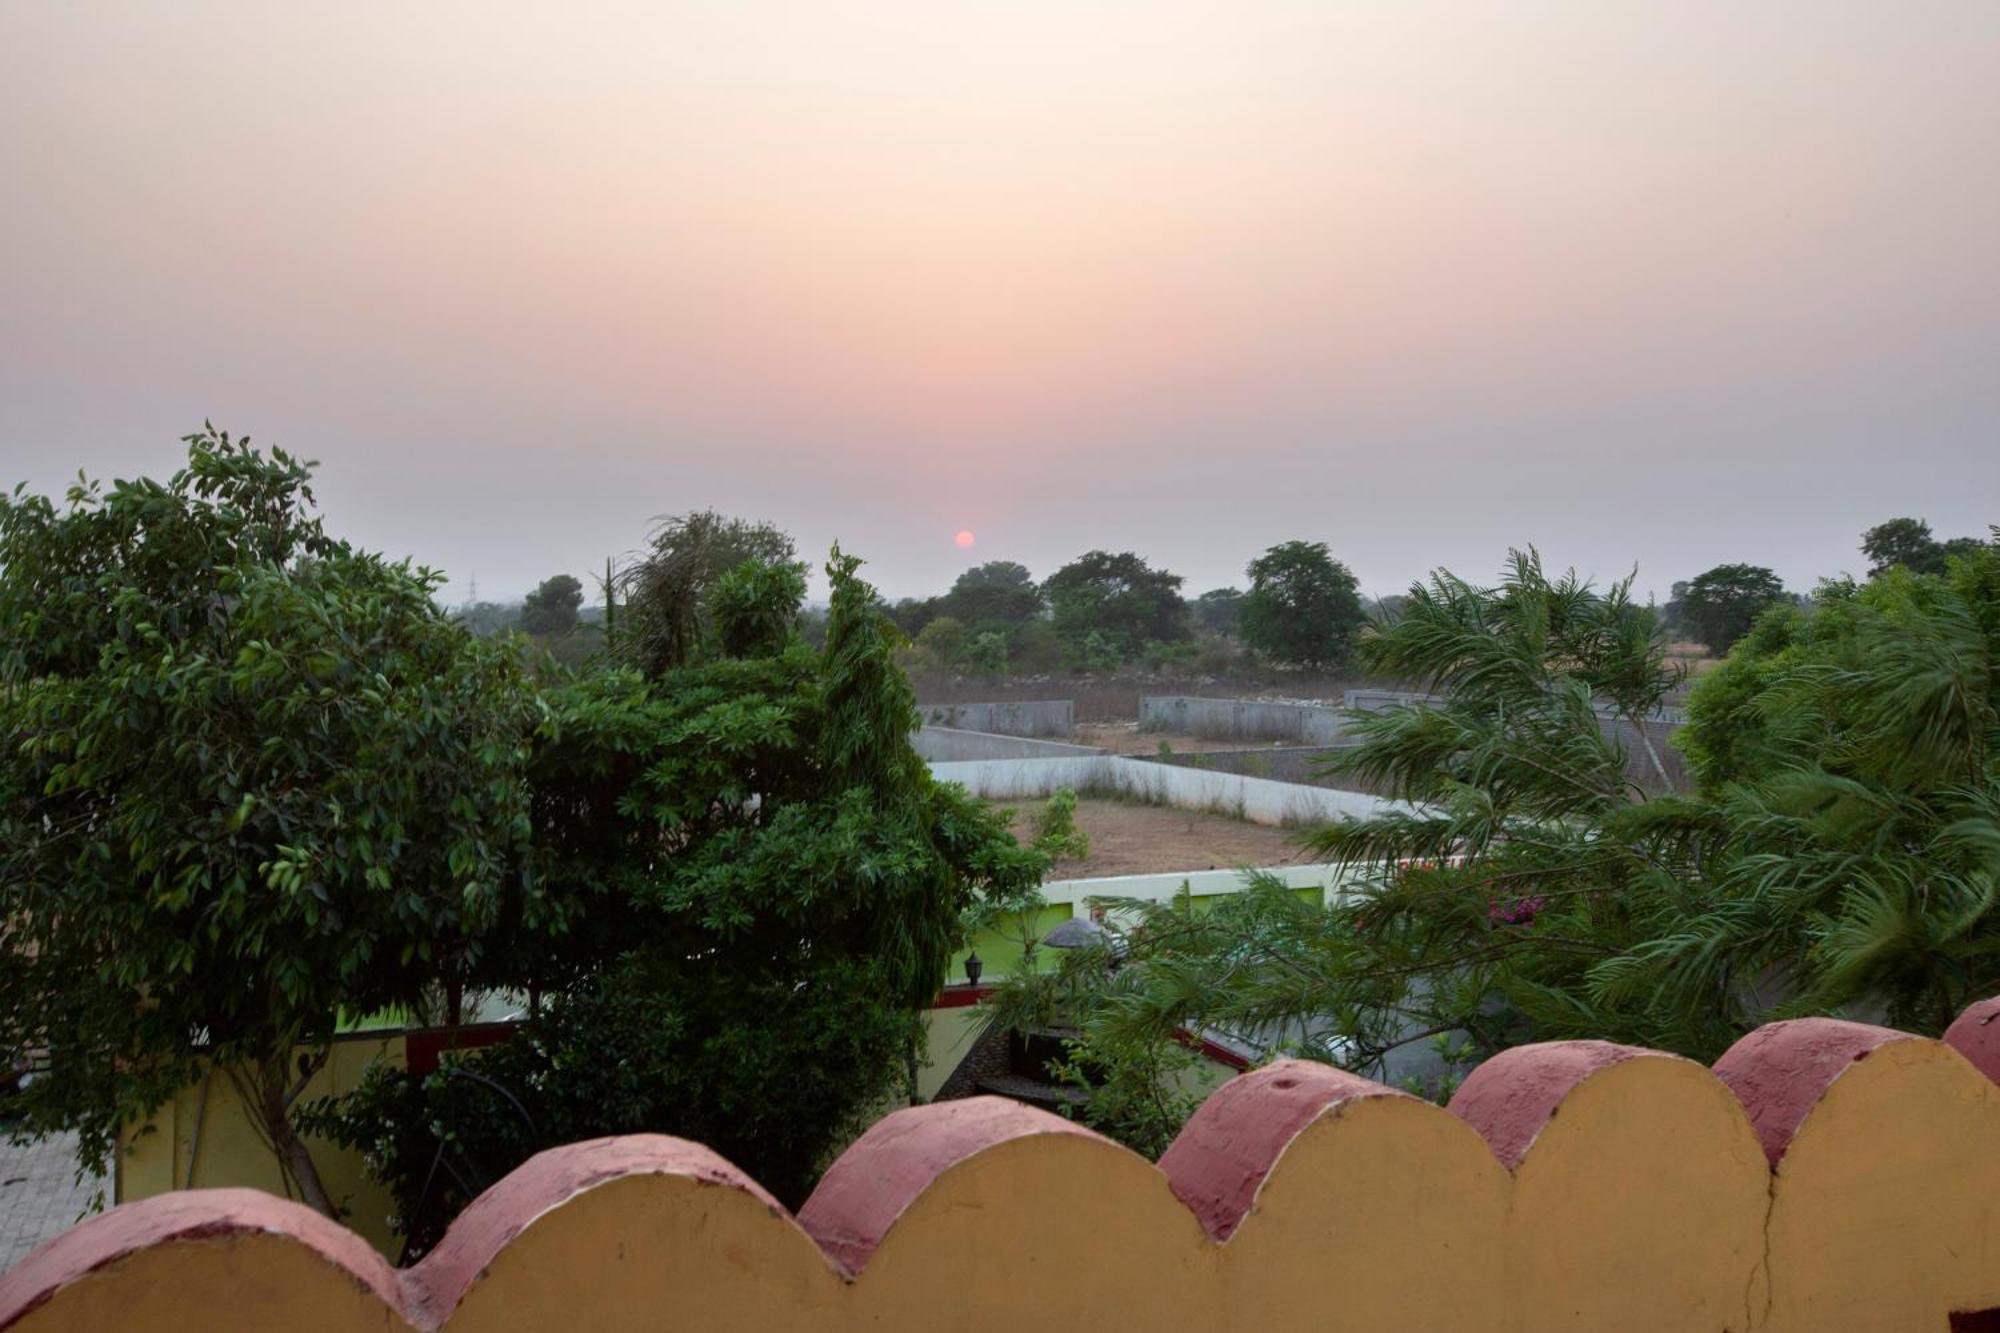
[996,796,1313,879]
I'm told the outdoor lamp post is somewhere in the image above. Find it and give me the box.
[964,952,983,987]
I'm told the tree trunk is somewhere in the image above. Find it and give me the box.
[258,1057,334,1218]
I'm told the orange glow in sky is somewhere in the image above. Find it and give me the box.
[2,2,1996,603]
[955,531,977,551]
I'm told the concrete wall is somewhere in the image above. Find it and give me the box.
[1146,744,1366,788]
[929,754,1400,825]
[915,700,1073,738]
[1036,862,1347,911]
[17,998,2000,1330]
[114,1033,409,1255]
[910,726,1101,762]
[1140,695,1345,744]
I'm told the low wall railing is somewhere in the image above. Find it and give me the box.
[7,998,2000,1331]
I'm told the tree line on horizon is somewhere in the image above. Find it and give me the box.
[489,512,1993,683]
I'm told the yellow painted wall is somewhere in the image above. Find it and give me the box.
[40,1011,2000,1331]
[946,902,1074,984]
[1758,1037,2000,1331]
[915,1005,990,1102]
[115,1034,408,1255]
[115,992,1186,1261]
[103,870,1317,1274]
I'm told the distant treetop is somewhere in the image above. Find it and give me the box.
[1862,516,1991,578]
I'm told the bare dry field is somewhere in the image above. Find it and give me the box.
[995,796,1313,879]
[1664,643,1721,684]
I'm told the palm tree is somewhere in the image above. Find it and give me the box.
[984,544,2000,1148]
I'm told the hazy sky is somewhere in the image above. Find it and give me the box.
[4,3,1995,605]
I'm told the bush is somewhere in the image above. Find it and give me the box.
[1075,629,1125,673]
[965,630,1009,675]
[915,614,969,667]
[1033,788,1091,863]
[1009,620,1066,673]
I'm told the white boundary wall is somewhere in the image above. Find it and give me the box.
[1139,695,1345,744]
[928,754,1400,825]
[1037,861,1356,908]
[916,700,1074,737]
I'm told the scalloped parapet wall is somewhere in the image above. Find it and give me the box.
[7,1002,2000,1333]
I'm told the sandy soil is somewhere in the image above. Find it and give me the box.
[996,796,1313,879]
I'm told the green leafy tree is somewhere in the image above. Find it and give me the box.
[914,615,969,669]
[1675,583,1857,788]
[519,573,584,636]
[965,630,1009,675]
[709,558,809,659]
[1860,517,1989,577]
[1677,563,1786,655]
[617,510,795,674]
[0,431,541,1215]
[940,561,1044,626]
[1008,619,1066,673]
[1192,588,1245,637]
[888,596,940,637]
[308,549,1048,1243]
[1238,541,1365,669]
[1863,517,1945,576]
[1043,550,1188,660]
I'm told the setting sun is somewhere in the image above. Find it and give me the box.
[955,530,976,550]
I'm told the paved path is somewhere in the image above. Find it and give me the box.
[0,1133,103,1272]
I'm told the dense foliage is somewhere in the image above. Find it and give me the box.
[0,432,542,1211]
[519,573,583,636]
[1,439,1045,1239]
[1042,549,1189,660]
[1862,516,1988,578]
[889,543,1383,676]
[1238,540,1365,669]
[1676,562,1786,654]
[988,542,2000,1151]
[306,545,1046,1241]
[1191,587,1244,637]
[615,509,795,674]
[939,560,1045,626]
